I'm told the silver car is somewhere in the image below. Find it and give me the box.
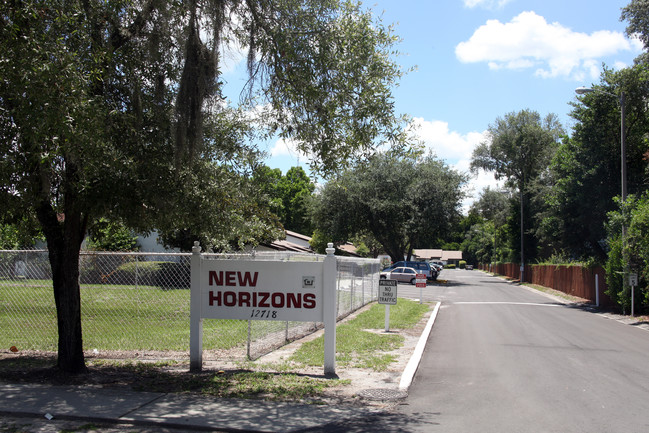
[379,266,421,285]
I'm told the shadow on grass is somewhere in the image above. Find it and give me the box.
[0,355,345,401]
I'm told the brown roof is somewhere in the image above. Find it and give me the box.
[441,250,463,261]
[263,239,312,253]
[285,230,312,242]
[412,249,443,260]
[337,243,360,257]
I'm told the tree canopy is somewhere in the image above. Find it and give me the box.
[252,166,315,235]
[543,64,649,261]
[470,109,563,263]
[312,153,466,262]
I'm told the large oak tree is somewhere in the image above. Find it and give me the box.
[0,0,409,372]
[470,109,563,263]
[312,153,466,262]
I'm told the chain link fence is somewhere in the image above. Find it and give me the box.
[0,250,379,360]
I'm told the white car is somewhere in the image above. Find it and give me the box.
[380,267,421,285]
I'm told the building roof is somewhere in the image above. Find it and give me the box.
[285,230,312,242]
[263,239,313,253]
[441,250,463,261]
[412,249,463,261]
[337,242,360,257]
[260,230,314,253]
[412,249,443,260]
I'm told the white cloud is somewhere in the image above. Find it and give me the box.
[464,0,514,9]
[220,41,248,74]
[412,117,484,161]
[269,137,309,160]
[455,11,641,80]
[411,117,501,213]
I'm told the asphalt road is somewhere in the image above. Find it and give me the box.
[330,269,649,432]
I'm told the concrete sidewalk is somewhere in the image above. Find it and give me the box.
[0,382,374,432]
[0,304,440,433]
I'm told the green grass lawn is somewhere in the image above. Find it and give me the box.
[1,279,430,364]
[0,279,247,351]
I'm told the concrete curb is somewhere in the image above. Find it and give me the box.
[399,301,440,391]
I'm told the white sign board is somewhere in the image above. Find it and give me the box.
[190,243,338,375]
[378,279,398,305]
[200,260,324,322]
[629,273,638,286]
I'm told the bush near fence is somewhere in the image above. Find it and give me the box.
[480,263,614,307]
[0,250,380,361]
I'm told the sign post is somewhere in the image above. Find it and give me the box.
[629,272,638,317]
[416,273,426,304]
[378,279,397,332]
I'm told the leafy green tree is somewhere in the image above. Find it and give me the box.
[251,165,315,235]
[0,0,408,373]
[622,0,649,52]
[545,64,649,261]
[252,166,285,220]
[461,219,493,265]
[462,187,511,264]
[277,167,315,234]
[87,219,139,252]
[605,194,649,313]
[471,187,510,223]
[471,110,563,264]
[351,232,384,258]
[0,219,43,250]
[0,225,21,250]
[312,153,466,262]
[309,229,330,255]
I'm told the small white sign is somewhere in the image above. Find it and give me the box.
[379,279,398,305]
[629,273,638,286]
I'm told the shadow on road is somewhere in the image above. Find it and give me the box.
[431,280,470,287]
[301,410,441,432]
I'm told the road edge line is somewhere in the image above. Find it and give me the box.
[398,301,440,391]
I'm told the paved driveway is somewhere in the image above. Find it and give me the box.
[325,269,649,432]
[395,269,649,432]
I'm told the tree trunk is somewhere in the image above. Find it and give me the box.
[37,201,87,374]
[49,241,86,373]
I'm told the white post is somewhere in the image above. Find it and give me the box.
[189,241,203,371]
[631,282,635,318]
[385,305,390,332]
[595,274,600,307]
[323,243,337,375]
[419,282,423,305]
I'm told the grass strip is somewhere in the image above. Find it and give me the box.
[290,298,430,371]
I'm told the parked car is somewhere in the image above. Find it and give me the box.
[382,261,438,281]
[466,264,473,270]
[380,266,420,285]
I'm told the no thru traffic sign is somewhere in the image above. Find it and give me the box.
[378,279,397,305]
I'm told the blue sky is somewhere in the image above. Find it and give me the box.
[222,0,642,211]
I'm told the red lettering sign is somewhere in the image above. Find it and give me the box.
[208,271,259,287]
[207,290,317,309]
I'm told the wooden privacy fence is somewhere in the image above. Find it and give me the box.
[479,263,614,307]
